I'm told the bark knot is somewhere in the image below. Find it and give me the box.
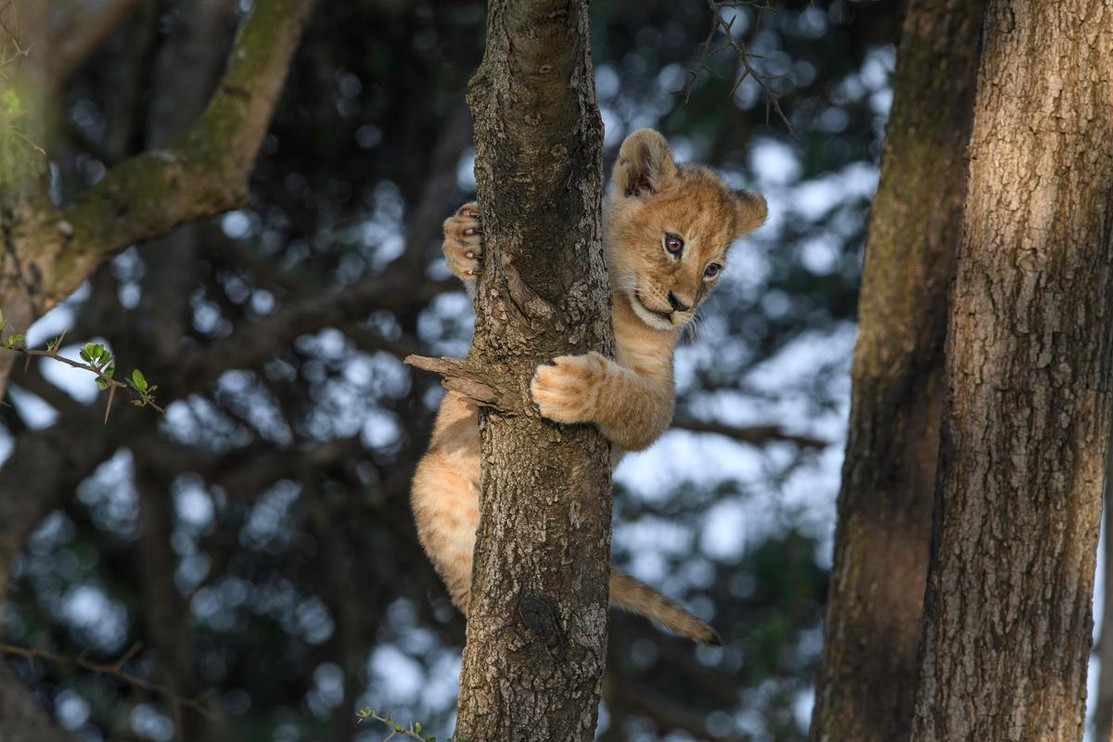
[518,593,567,659]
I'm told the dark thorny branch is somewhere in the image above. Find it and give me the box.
[681,0,793,135]
[0,641,216,727]
[672,416,826,449]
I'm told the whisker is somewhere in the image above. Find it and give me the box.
[682,308,704,344]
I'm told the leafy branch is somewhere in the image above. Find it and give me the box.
[681,0,793,134]
[357,707,455,742]
[0,310,163,422]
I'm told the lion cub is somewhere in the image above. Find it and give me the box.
[411,129,766,643]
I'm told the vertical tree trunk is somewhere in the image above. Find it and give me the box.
[454,1,611,740]
[910,2,1113,739]
[810,1,985,740]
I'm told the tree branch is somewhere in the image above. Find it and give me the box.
[404,354,525,415]
[51,0,314,305]
[672,416,826,449]
[681,0,792,133]
[0,641,215,720]
[173,273,453,389]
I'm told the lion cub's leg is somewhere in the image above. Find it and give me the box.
[411,392,482,612]
[443,202,482,297]
[531,352,674,451]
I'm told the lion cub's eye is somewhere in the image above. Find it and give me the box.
[703,263,722,279]
[663,233,684,257]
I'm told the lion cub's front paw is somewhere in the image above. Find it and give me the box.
[443,202,482,281]
[530,352,610,425]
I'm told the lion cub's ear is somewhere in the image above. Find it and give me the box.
[734,189,768,235]
[613,129,677,199]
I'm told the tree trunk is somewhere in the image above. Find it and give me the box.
[910,2,1113,739]
[809,1,985,740]
[452,0,611,739]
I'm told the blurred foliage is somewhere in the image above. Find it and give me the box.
[1,0,901,740]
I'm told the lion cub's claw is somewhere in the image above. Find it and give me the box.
[443,202,482,281]
[530,352,608,425]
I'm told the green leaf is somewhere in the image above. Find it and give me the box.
[414,722,422,734]
[131,368,148,393]
[104,364,115,379]
[2,89,22,116]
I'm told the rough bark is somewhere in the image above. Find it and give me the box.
[909,2,1113,740]
[450,1,612,739]
[809,1,985,740]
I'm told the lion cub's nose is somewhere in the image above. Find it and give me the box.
[667,291,693,312]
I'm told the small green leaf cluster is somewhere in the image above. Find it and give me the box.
[356,707,453,742]
[0,310,24,349]
[0,86,44,156]
[128,368,158,404]
[78,342,115,389]
[2,89,23,118]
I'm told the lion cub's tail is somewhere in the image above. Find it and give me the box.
[609,569,721,645]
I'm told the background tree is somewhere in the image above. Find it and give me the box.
[0,1,922,740]
[0,0,310,736]
[910,0,1113,739]
[808,0,985,740]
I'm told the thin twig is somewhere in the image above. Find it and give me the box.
[680,0,794,135]
[672,416,826,449]
[0,326,164,419]
[356,707,441,741]
[0,641,214,720]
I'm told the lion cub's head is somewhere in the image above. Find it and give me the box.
[604,129,766,331]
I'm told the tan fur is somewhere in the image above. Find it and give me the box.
[411,129,766,643]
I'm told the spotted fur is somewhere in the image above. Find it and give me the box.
[411,129,766,643]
